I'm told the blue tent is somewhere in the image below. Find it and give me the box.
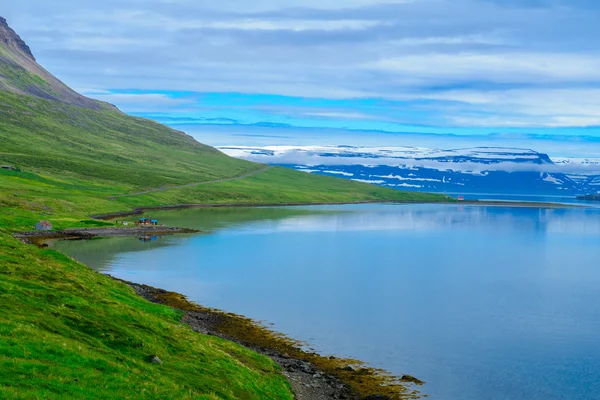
[139,218,147,221]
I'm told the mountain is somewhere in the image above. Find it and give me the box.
[578,194,600,201]
[219,145,600,197]
[0,17,104,109]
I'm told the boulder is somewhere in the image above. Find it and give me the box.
[148,355,163,365]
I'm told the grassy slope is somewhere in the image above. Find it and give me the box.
[0,82,444,398]
[0,232,293,399]
[0,90,261,188]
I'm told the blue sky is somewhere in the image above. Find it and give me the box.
[4,0,600,156]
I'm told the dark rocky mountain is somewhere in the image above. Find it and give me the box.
[0,17,108,109]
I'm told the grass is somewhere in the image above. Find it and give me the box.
[0,73,445,399]
[0,231,294,399]
[0,61,56,96]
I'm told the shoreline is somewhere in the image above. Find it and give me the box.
[13,216,424,399]
[14,226,199,245]
[91,199,583,220]
[15,198,586,398]
[119,279,424,400]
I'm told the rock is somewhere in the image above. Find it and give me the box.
[400,374,425,385]
[285,359,315,374]
[364,395,391,400]
[148,355,163,365]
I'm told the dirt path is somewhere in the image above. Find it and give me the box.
[108,166,274,199]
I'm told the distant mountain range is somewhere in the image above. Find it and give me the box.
[219,145,600,197]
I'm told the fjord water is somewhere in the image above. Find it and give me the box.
[54,204,600,400]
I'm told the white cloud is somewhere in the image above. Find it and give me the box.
[370,53,600,83]
[86,92,194,112]
[188,19,382,31]
[417,88,600,127]
[220,145,600,174]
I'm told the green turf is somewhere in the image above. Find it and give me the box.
[0,231,294,400]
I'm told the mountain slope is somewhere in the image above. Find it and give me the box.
[0,17,104,109]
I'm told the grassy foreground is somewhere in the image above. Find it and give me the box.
[0,231,293,399]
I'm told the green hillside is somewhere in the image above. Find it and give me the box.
[0,89,444,231]
[0,16,437,400]
[0,231,295,400]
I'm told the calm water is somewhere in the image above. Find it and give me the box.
[54,204,600,400]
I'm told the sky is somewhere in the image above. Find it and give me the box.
[4,0,600,156]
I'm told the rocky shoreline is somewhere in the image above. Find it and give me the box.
[14,226,199,245]
[120,280,424,400]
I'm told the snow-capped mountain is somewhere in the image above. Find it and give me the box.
[218,145,600,196]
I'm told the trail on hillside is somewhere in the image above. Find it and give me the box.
[108,166,274,199]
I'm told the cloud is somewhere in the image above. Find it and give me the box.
[4,0,600,129]
[86,92,195,112]
[183,124,600,158]
[220,146,600,174]
[370,53,600,84]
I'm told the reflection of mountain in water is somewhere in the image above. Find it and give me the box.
[51,236,180,272]
[238,205,600,236]
[53,206,348,271]
[138,206,349,231]
[54,205,600,272]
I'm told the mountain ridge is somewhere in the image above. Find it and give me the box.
[0,16,107,109]
[0,17,34,59]
[219,145,600,196]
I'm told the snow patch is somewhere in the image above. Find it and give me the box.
[352,179,386,184]
[323,170,354,177]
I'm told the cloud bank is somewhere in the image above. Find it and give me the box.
[4,0,600,129]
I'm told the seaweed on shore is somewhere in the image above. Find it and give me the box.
[132,284,425,400]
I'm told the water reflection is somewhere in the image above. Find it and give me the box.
[148,204,600,235]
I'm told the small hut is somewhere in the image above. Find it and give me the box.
[151,220,158,226]
[34,220,53,231]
